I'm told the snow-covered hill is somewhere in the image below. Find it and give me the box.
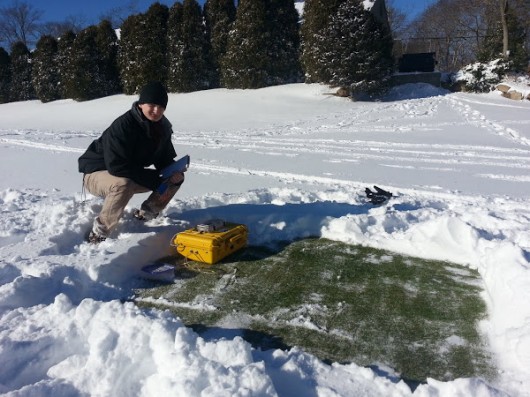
[0,83,529,396]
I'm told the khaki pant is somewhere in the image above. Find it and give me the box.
[83,171,181,232]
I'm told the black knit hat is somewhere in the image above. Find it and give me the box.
[138,81,168,108]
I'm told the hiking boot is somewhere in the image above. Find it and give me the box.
[86,217,108,244]
[133,209,159,221]
[133,204,159,221]
[87,230,107,244]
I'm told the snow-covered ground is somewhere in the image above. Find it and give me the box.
[0,82,529,396]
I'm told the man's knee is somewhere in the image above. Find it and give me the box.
[85,172,134,198]
[107,177,143,206]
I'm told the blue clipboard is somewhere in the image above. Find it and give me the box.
[160,155,190,178]
[157,155,190,194]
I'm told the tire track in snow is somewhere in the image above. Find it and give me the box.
[0,134,356,188]
[4,125,530,182]
[445,95,530,146]
[192,162,357,186]
[0,137,84,153]
[172,134,530,171]
[0,128,466,166]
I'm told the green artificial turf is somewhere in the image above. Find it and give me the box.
[135,238,495,384]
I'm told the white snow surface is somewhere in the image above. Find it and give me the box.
[1,82,529,397]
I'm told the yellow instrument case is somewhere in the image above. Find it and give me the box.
[173,221,248,264]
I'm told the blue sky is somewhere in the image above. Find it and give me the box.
[2,0,437,25]
[391,0,436,19]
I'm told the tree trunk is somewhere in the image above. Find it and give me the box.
[500,0,509,57]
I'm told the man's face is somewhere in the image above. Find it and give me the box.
[139,103,165,122]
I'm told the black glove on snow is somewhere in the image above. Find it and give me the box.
[365,185,392,205]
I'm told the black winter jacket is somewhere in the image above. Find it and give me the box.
[78,102,177,190]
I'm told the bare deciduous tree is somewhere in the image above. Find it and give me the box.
[39,16,85,39]
[386,0,406,54]
[0,0,43,48]
[99,0,143,28]
[500,0,509,56]
[386,0,408,40]
[402,0,528,72]
[499,0,530,57]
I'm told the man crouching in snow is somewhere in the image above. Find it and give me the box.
[78,81,184,244]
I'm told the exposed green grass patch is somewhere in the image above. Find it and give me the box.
[135,238,494,384]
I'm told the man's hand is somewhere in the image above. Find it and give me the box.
[169,172,184,186]
[156,171,185,195]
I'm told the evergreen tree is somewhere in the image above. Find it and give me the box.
[222,0,300,88]
[320,0,393,98]
[204,0,236,88]
[68,26,102,101]
[142,3,169,88]
[9,41,35,101]
[266,0,302,85]
[168,0,210,92]
[300,0,345,83]
[31,35,61,103]
[0,47,10,103]
[119,3,169,94]
[221,0,270,88]
[167,2,184,92]
[57,30,76,99]
[95,20,121,96]
[118,14,143,94]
